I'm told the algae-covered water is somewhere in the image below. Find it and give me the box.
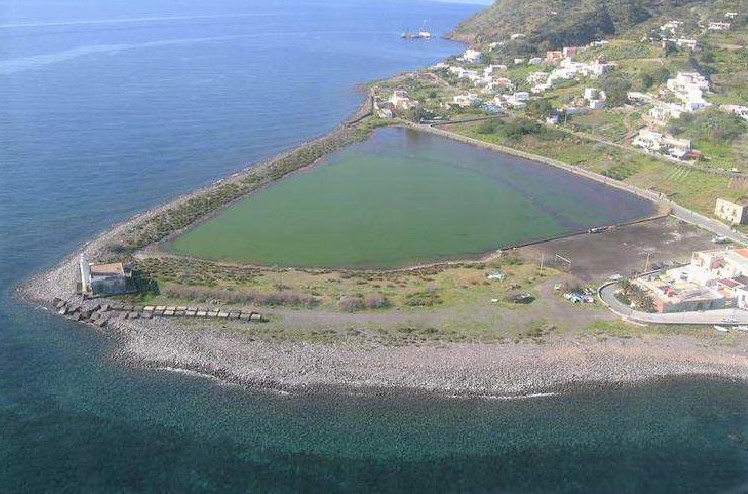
[2,0,747,492]
[171,128,656,268]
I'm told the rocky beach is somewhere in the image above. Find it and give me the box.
[20,222,748,397]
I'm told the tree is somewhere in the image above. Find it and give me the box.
[526,99,554,119]
[600,73,632,107]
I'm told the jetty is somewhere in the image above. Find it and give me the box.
[51,298,267,328]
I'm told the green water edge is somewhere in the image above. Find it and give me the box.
[168,128,655,269]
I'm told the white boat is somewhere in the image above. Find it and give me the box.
[714,325,729,332]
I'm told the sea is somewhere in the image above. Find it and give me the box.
[0,0,747,492]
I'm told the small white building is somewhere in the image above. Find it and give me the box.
[708,21,731,31]
[452,93,480,108]
[527,72,550,84]
[716,198,748,225]
[389,90,417,111]
[528,57,543,65]
[484,64,508,76]
[632,128,663,151]
[80,255,130,296]
[675,38,699,50]
[667,72,711,111]
[461,49,483,64]
[722,104,748,122]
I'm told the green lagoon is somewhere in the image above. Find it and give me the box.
[170,128,656,268]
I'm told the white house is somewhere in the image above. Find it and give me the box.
[461,49,483,64]
[452,93,480,108]
[527,72,550,84]
[633,129,663,151]
[484,64,508,76]
[675,38,699,50]
[708,21,731,30]
[528,57,543,65]
[667,72,711,111]
[722,104,748,122]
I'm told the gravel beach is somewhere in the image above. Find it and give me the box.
[19,247,748,397]
[17,117,748,398]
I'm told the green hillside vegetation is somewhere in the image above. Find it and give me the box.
[452,0,701,49]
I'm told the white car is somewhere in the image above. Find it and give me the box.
[608,274,623,281]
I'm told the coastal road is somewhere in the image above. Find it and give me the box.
[599,282,748,326]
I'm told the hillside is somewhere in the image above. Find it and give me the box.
[451,0,703,49]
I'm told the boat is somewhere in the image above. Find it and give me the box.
[401,31,432,39]
[736,325,748,332]
[402,21,432,39]
[714,325,729,332]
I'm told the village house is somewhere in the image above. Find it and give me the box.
[584,88,606,109]
[636,248,748,312]
[460,49,483,64]
[715,198,748,225]
[660,20,683,35]
[483,64,508,76]
[389,90,418,111]
[632,128,663,152]
[675,38,699,50]
[79,255,131,296]
[722,104,748,122]
[452,93,481,108]
[708,21,731,31]
[527,72,550,84]
[562,46,577,58]
[647,103,684,125]
[666,72,710,111]
[546,51,564,63]
[632,128,691,157]
[726,12,739,19]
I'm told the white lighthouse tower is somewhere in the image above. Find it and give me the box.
[79,254,92,294]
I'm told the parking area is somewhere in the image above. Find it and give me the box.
[519,216,717,283]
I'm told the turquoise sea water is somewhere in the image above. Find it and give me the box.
[1,1,747,492]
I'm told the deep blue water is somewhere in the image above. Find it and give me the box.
[1,1,747,492]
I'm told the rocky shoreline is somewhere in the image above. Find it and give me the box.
[86,311,748,397]
[20,249,748,397]
[17,104,748,397]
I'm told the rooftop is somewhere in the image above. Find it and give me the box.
[90,262,125,277]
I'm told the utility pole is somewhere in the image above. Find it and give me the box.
[540,254,545,276]
[644,252,650,273]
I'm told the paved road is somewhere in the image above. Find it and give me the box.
[599,282,748,326]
